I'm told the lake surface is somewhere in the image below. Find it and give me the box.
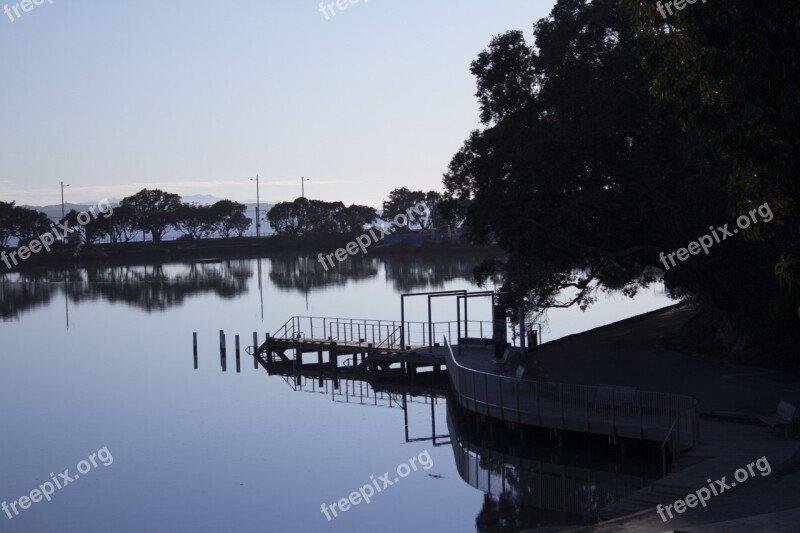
[0,255,672,532]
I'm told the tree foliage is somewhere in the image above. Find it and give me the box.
[267,197,376,236]
[120,189,182,242]
[382,188,442,229]
[443,0,796,351]
[620,0,800,286]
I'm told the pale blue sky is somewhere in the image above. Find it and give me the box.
[1,0,555,207]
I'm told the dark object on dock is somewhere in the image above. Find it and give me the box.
[760,400,797,437]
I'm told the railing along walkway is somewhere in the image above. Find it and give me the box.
[443,339,699,450]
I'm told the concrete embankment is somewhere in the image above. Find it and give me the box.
[522,305,800,532]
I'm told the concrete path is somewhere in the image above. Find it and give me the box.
[516,304,800,532]
[528,304,800,416]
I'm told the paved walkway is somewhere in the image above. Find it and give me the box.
[528,304,800,416]
[514,304,800,532]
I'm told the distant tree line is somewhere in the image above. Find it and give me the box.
[265,187,449,236]
[0,189,251,248]
[1,186,454,251]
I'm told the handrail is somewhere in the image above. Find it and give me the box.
[661,415,680,476]
[273,316,296,339]
[271,316,502,348]
[661,417,680,450]
[443,336,699,453]
[376,325,402,351]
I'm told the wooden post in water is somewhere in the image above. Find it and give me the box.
[220,330,227,372]
[253,332,259,369]
[235,335,241,373]
[193,332,198,369]
[330,342,338,371]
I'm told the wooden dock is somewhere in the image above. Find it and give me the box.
[246,310,699,461]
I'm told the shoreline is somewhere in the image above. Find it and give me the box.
[0,236,504,272]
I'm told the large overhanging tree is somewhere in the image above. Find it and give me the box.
[443,0,796,352]
[619,0,800,300]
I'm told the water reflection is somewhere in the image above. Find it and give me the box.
[0,255,491,321]
[236,347,452,446]
[236,344,662,531]
[0,261,253,319]
[267,255,486,293]
[447,400,661,531]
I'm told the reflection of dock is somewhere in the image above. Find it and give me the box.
[260,356,450,446]
[447,401,657,524]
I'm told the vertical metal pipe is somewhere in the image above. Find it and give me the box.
[400,296,405,348]
[428,295,433,353]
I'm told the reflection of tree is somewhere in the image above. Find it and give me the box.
[0,260,252,319]
[382,256,489,292]
[0,276,57,320]
[267,255,493,295]
[268,256,378,292]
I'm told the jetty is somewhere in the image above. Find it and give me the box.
[246,290,700,471]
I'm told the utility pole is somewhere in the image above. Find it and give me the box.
[60,181,70,219]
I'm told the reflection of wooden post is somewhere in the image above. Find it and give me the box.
[193,332,198,369]
[220,330,227,372]
[264,334,271,370]
[235,335,241,373]
[403,393,409,442]
[317,348,324,387]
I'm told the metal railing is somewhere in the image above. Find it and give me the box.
[443,338,699,450]
[272,316,501,350]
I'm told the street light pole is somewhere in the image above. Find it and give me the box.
[60,181,70,219]
[250,175,261,238]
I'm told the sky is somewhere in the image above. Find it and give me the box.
[0,0,556,208]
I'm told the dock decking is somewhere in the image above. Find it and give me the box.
[251,313,700,455]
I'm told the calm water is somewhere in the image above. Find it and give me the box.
[0,255,671,532]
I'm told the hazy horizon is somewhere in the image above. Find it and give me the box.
[1,1,555,207]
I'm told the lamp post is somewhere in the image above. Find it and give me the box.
[250,175,261,238]
[60,181,70,219]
